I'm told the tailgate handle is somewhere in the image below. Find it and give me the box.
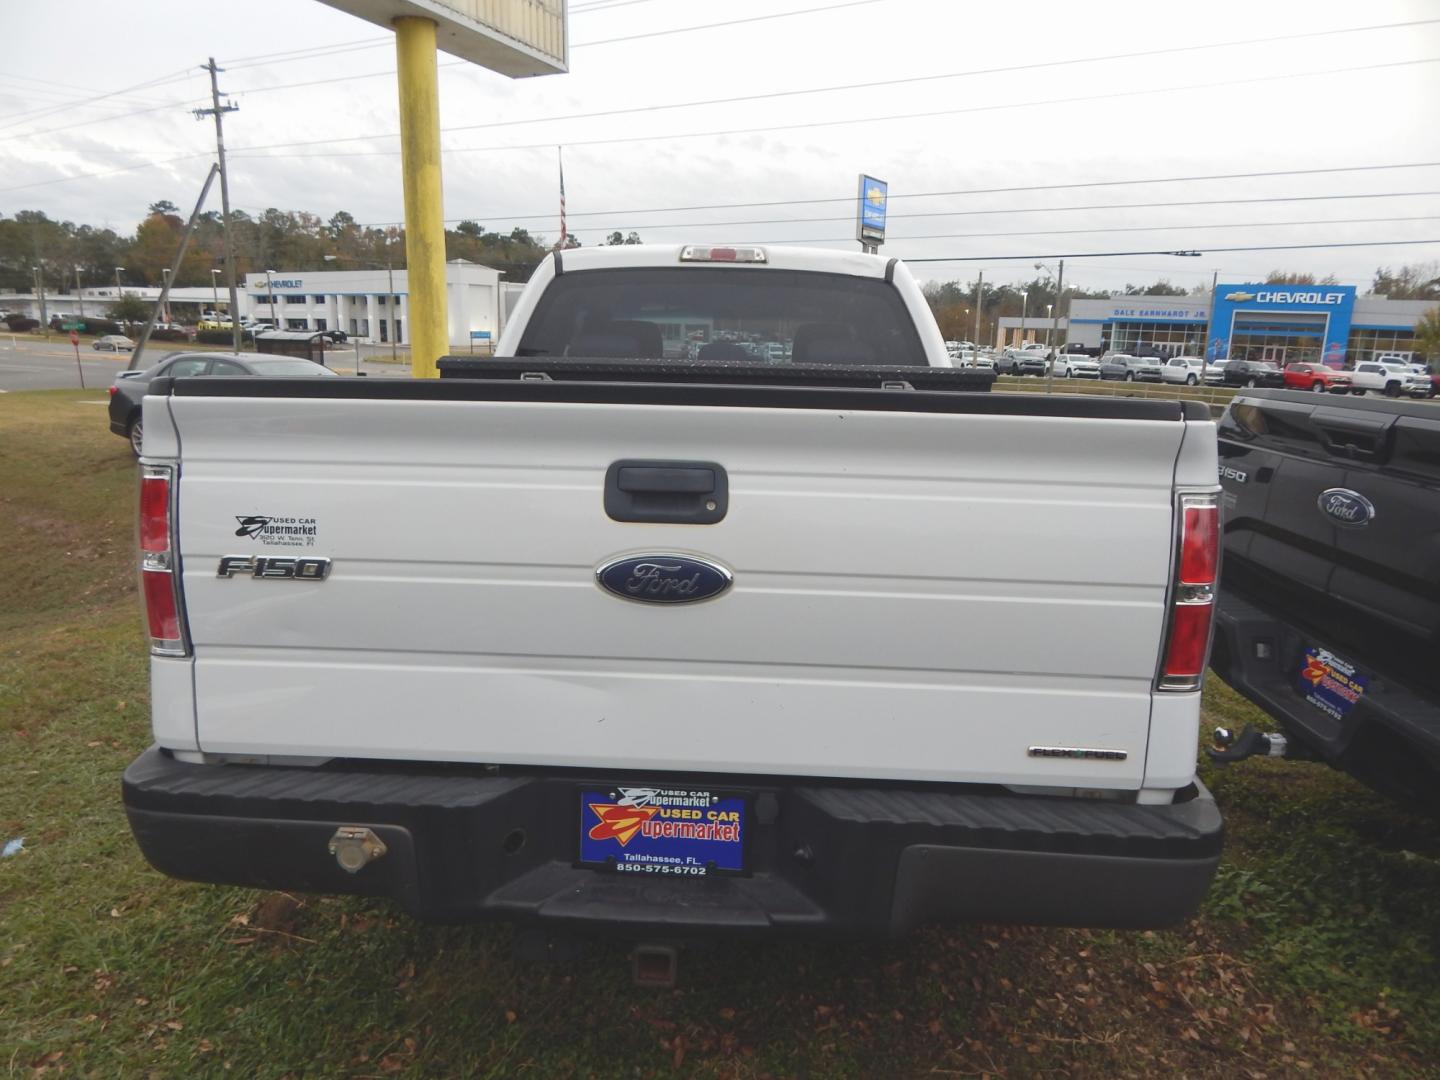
[605,460,728,524]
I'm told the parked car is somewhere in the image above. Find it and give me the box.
[1221,360,1285,388]
[1098,354,1163,382]
[1403,363,1437,396]
[1347,360,1429,398]
[1202,359,1231,385]
[1282,362,1352,393]
[92,335,135,352]
[1159,356,1210,386]
[997,343,1049,376]
[1210,389,1440,814]
[108,352,337,456]
[1051,353,1101,379]
[120,243,1224,938]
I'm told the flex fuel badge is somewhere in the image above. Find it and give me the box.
[579,786,745,875]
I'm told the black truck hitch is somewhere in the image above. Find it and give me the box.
[1206,725,1295,763]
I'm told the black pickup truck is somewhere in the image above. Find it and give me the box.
[1209,389,1440,811]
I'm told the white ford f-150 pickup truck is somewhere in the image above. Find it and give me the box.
[123,243,1223,937]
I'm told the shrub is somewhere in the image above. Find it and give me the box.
[196,329,252,345]
[150,328,188,342]
[5,315,39,332]
[82,317,121,335]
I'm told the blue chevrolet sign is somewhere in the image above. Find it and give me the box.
[857,174,887,244]
[1207,282,1357,365]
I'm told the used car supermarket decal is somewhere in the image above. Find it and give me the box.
[234,514,318,548]
[1298,647,1369,720]
[580,786,744,874]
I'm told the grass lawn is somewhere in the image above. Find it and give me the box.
[1,390,1437,1078]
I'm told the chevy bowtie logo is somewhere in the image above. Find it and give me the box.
[1223,291,1256,302]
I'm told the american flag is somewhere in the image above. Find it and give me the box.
[556,147,566,251]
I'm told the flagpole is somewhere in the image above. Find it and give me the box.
[556,145,567,251]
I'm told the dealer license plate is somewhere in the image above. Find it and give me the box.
[1297,645,1370,720]
[577,785,746,876]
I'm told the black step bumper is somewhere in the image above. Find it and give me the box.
[1210,589,1440,765]
[123,748,1222,935]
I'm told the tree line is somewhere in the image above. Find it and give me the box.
[0,204,653,297]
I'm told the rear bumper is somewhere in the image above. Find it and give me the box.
[1210,589,1440,766]
[123,749,1222,935]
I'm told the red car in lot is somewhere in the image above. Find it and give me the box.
[1283,362,1352,393]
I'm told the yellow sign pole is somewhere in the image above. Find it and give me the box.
[394,16,447,378]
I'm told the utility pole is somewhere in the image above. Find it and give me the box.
[74,266,85,319]
[972,270,983,354]
[1045,259,1065,395]
[1201,268,1219,384]
[196,58,242,353]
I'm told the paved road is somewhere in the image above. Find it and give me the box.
[0,337,411,392]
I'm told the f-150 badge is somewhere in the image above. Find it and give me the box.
[1317,488,1375,528]
[596,554,732,604]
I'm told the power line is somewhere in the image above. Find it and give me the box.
[903,239,1440,263]
[0,152,213,194]
[342,190,1440,232]
[0,68,195,134]
[570,0,884,47]
[703,215,1440,247]
[215,19,1439,155]
[333,163,1440,228]
[224,57,1440,161]
[571,0,667,12]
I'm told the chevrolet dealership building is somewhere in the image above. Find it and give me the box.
[999,284,1436,365]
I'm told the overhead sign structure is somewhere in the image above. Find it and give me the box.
[314,1,568,377]
[856,175,888,250]
[317,0,567,76]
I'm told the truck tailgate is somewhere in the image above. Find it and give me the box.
[163,388,1187,787]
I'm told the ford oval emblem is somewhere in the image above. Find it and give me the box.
[1317,488,1375,528]
[596,553,733,605]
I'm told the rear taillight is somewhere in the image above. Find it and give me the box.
[139,465,189,657]
[1157,491,1219,691]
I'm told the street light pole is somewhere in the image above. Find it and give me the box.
[1019,289,1028,348]
[1046,259,1065,395]
[161,268,172,324]
[265,269,277,330]
[210,269,221,318]
[32,265,47,333]
[114,266,125,295]
[74,266,85,319]
[1201,268,1219,384]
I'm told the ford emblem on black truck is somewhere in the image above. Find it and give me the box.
[1317,488,1376,528]
[596,554,732,604]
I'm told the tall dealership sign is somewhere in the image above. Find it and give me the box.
[1207,283,1358,366]
[315,1,567,376]
[856,175,887,254]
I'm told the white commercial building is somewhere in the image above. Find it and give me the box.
[3,259,505,348]
[243,259,503,347]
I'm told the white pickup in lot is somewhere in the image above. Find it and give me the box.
[1348,360,1429,397]
[122,243,1222,938]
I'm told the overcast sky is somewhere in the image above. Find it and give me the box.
[4,0,1439,291]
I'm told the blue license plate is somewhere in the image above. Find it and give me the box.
[578,785,746,876]
[1297,646,1369,719]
